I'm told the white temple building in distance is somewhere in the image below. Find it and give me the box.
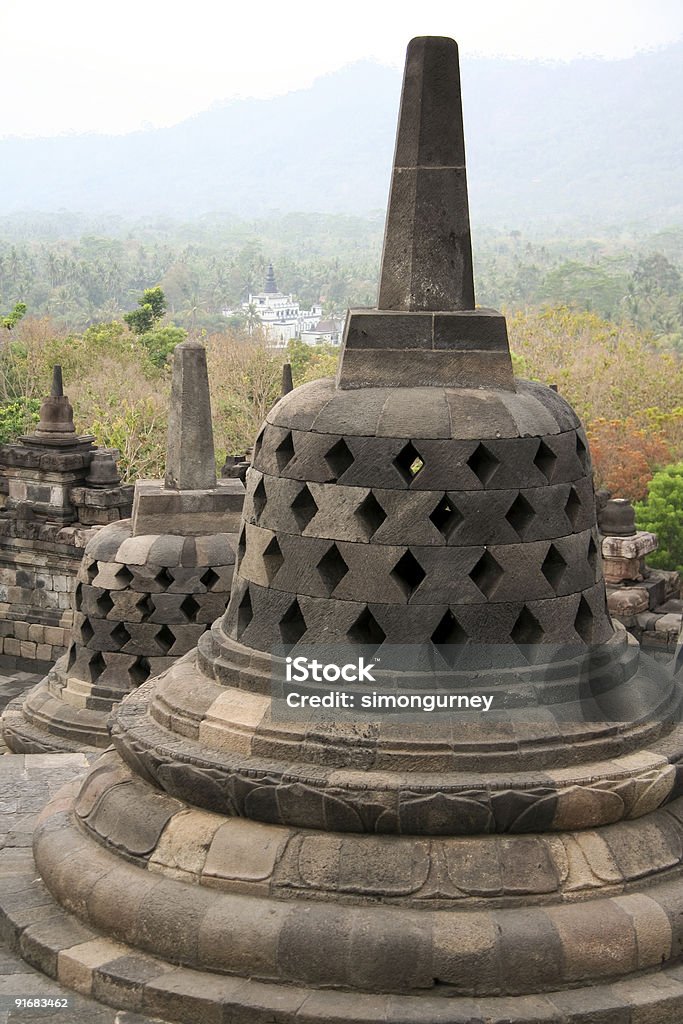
[222,264,343,347]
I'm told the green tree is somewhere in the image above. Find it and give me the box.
[138,324,187,367]
[0,397,40,442]
[286,338,340,385]
[635,463,683,571]
[2,302,26,330]
[123,286,166,335]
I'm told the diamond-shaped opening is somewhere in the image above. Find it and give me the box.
[80,617,94,645]
[155,624,175,654]
[86,559,99,583]
[317,543,348,596]
[237,525,247,566]
[66,643,77,672]
[391,549,427,600]
[541,544,568,592]
[136,595,154,620]
[467,443,500,486]
[347,606,386,651]
[74,582,83,611]
[430,494,463,540]
[262,536,284,583]
[511,606,544,646]
[155,567,174,589]
[114,565,134,587]
[533,440,558,482]
[180,594,201,620]
[279,599,307,648]
[355,492,387,540]
[129,656,151,686]
[252,478,267,522]
[565,486,581,530]
[574,595,594,643]
[324,438,354,481]
[469,550,503,599]
[275,431,295,472]
[252,426,266,462]
[431,610,468,667]
[88,651,106,682]
[394,441,425,484]
[237,588,253,639]
[200,567,220,591]
[505,493,536,539]
[291,484,318,531]
[576,432,589,471]
[111,621,132,648]
[587,535,598,574]
[96,591,115,618]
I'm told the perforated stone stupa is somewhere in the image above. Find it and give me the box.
[8,36,683,1024]
[2,340,243,752]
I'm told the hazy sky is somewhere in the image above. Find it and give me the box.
[2,0,682,138]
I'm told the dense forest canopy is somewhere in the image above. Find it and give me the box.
[0,213,681,347]
[2,212,683,556]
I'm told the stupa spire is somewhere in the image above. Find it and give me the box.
[26,363,88,443]
[378,36,475,312]
[337,37,512,390]
[50,364,64,398]
[264,262,277,294]
[164,340,216,490]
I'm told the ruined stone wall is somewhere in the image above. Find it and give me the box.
[0,519,93,671]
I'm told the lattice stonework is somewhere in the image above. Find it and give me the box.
[222,377,608,654]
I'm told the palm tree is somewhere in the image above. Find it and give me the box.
[243,303,262,336]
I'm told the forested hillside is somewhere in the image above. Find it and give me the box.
[1,43,681,227]
[1,215,681,347]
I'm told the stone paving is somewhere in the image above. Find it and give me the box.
[0,675,42,755]
[0,751,170,1023]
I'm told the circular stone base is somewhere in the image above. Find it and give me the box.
[22,771,683,1023]
[1,685,105,753]
[4,813,683,1023]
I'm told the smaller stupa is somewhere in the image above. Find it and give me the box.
[2,341,244,752]
[1,365,96,523]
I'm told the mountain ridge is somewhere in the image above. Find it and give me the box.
[1,44,681,228]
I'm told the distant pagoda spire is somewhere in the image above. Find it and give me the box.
[264,263,278,294]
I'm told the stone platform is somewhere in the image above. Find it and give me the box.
[0,673,42,755]
[0,752,170,1022]
[0,750,682,1023]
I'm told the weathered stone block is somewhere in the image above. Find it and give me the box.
[602,532,657,560]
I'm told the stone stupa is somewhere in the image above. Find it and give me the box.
[2,340,243,752]
[8,36,683,1024]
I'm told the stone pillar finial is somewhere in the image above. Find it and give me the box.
[377,36,475,313]
[281,362,293,396]
[164,340,217,491]
[337,37,512,390]
[51,365,64,398]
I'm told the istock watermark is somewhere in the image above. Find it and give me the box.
[284,688,494,712]
[270,642,679,726]
[285,655,376,683]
